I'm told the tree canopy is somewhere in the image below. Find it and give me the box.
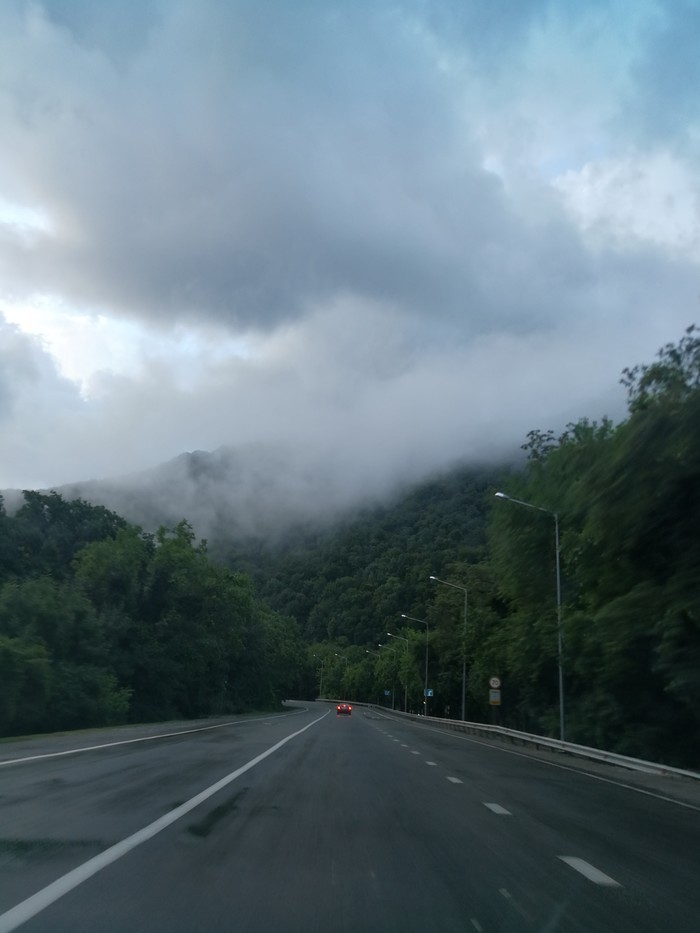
[0,497,307,735]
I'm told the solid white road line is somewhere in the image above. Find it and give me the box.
[558,856,622,887]
[0,712,329,933]
[483,803,512,815]
[0,713,298,768]
[446,776,463,784]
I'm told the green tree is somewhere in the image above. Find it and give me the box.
[0,636,51,734]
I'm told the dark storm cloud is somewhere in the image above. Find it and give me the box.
[1,0,475,327]
[1,0,696,339]
[0,0,617,333]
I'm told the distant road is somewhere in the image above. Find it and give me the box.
[0,706,698,932]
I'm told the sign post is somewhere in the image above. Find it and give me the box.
[488,677,502,725]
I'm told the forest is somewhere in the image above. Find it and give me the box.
[0,496,308,735]
[2,327,699,768]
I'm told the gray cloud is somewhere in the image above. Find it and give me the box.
[2,0,686,332]
[0,0,699,511]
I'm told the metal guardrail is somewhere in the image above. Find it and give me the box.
[317,698,700,781]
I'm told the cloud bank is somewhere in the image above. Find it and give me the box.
[1,0,699,517]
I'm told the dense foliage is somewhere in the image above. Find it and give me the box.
[0,495,307,735]
[482,328,700,765]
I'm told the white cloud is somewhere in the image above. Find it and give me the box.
[555,151,700,259]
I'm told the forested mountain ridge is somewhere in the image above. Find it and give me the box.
[220,327,700,768]
[217,467,497,646]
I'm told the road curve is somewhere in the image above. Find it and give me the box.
[0,706,698,932]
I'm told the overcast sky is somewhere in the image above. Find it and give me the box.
[1,0,699,499]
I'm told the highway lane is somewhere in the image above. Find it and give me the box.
[0,709,319,915]
[0,705,698,932]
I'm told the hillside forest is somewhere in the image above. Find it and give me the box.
[1,326,699,768]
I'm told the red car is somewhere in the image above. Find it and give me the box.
[336,703,352,716]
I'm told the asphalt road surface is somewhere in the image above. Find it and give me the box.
[0,705,698,932]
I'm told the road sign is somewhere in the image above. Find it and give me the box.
[424,688,434,697]
[489,688,501,706]
[489,676,501,689]
[384,690,391,696]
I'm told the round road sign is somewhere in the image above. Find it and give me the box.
[489,676,501,689]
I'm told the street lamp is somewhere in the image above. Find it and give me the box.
[378,644,400,710]
[401,614,430,717]
[368,649,394,708]
[334,653,350,699]
[430,574,468,721]
[495,491,564,741]
[312,654,326,697]
[385,633,409,711]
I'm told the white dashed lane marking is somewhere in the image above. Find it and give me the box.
[446,776,463,784]
[425,761,437,766]
[410,750,420,755]
[483,802,511,815]
[558,856,622,887]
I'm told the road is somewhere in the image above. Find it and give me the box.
[0,705,698,932]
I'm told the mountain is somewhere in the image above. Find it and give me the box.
[6,443,506,545]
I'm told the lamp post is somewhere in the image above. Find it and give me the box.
[430,575,467,721]
[495,491,564,741]
[400,614,430,717]
[312,654,325,697]
[378,644,399,710]
[385,634,409,711]
[366,650,383,706]
[334,653,349,699]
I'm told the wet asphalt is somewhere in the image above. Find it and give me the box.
[0,705,698,932]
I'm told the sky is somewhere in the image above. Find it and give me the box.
[1,0,699,509]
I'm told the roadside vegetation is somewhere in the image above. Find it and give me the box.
[0,498,306,735]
